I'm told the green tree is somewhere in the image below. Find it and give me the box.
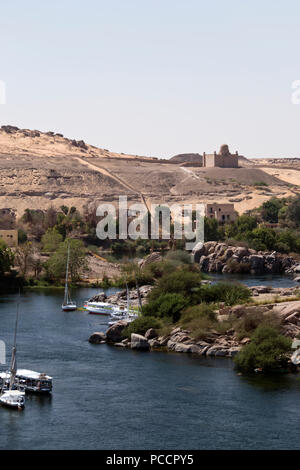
[248,226,276,251]
[234,325,292,373]
[15,241,35,277]
[275,229,299,253]
[0,241,14,277]
[18,228,28,244]
[123,316,162,337]
[143,293,188,322]
[204,217,221,241]
[286,196,300,227]
[261,198,284,223]
[148,269,204,301]
[225,215,257,240]
[45,239,87,281]
[42,228,63,252]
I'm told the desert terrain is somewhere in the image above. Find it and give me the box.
[0,125,299,217]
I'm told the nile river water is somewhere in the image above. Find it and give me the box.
[0,276,300,450]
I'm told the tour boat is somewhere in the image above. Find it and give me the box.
[15,370,52,394]
[0,300,25,410]
[84,301,115,315]
[0,370,52,394]
[62,244,77,311]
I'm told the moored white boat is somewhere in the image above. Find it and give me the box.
[62,303,77,311]
[84,301,115,315]
[0,299,26,410]
[0,390,25,409]
[15,370,52,394]
[62,243,77,311]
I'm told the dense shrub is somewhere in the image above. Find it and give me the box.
[148,269,204,301]
[179,303,218,339]
[42,228,63,252]
[0,241,14,277]
[226,259,250,274]
[18,228,28,244]
[164,250,192,266]
[261,198,285,223]
[194,282,252,306]
[234,326,292,373]
[123,316,162,338]
[143,293,188,322]
[233,311,281,340]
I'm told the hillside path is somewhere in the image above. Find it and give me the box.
[73,156,151,213]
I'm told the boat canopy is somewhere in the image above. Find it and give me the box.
[17,369,52,380]
[2,390,25,396]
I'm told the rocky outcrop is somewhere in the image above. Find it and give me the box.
[145,328,158,340]
[154,327,242,357]
[130,334,150,351]
[249,285,300,297]
[106,320,129,342]
[89,300,300,362]
[138,252,162,269]
[88,285,153,307]
[88,331,107,344]
[194,242,298,274]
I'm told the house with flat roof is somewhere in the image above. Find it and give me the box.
[205,203,237,223]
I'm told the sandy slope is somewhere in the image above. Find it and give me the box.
[0,125,299,217]
[260,167,300,186]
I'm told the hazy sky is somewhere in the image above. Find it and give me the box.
[1,0,300,159]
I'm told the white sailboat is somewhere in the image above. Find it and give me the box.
[109,284,138,325]
[62,244,77,311]
[0,302,25,410]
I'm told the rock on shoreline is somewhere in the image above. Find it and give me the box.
[88,300,300,359]
[193,241,299,275]
[88,285,153,307]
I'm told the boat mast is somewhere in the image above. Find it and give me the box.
[134,272,142,314]
[64,243,70,305]
[9,299,19,390]
[126,283,130,312]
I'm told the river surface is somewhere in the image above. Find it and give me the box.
[0,278,300,450]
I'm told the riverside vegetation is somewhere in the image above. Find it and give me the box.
[0,194,299,287]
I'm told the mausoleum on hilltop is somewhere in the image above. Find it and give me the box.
[203,144,239,168]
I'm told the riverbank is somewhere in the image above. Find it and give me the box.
[89,294,300,359]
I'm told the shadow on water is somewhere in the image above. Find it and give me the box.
[26,394,53,407]
[239,372,300,392]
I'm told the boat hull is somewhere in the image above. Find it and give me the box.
[87,309,111,315]
[0,400,24,410]
[62,305,77,311]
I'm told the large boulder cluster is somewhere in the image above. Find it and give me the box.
[193,242,297,275]
[88,285,153,307]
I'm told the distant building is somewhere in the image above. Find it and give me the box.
[205,203,237,223]
[203,145,239,168]
[0,229,18,247]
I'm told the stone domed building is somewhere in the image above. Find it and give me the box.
[203,144,239,168]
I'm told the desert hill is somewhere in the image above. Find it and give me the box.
[0,125,299,217]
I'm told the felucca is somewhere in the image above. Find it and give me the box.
[62,243,77,311]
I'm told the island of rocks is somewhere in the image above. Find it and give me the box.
[193,241,300,276]
[89,299,300,358]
